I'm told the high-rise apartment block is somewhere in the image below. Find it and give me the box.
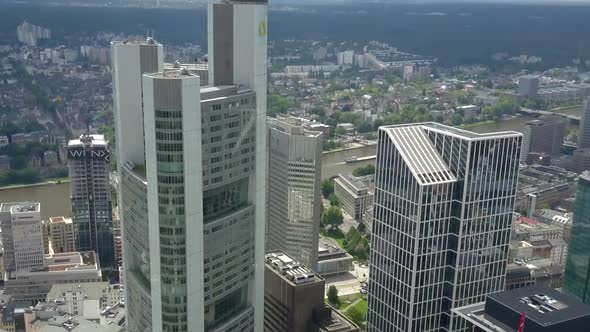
[68,134,114,270]
[267,116,322,268]
[577,99,590,149]
[44,216,77,254]
[264,251,360,332]
[113,1,268,331]
[563,171,590,303]
[521,115,566,163]
[367,123,522,332]
[0,202,44,271]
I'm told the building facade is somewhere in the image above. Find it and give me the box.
[334,173,374,221]
[0,202,44,271]
[45,216,77,254]
[111,37,163,332]
[267,116,323,268]
[68,134,114,270]
[114,1,268,330]
[367,123,522,332]
[563,171,590,303]
[521,115,566,163]
[578,99,590,149]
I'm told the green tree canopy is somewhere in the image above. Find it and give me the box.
[321,206,344,231]
[327,285,340,306]
[321,179,334,198]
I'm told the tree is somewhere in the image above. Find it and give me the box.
[357,121,373,133]
[329,194,339,206]
[346,305,365,326]
[327,285,340,306]
[321,206,344,231]
[353,165,375,177]
[321,179,334,198]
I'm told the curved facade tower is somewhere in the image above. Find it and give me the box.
[112,1,267,331]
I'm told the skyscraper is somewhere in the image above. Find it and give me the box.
[113,0,268,331]
[111,38,163,332]
[367,123,522,332]
[267,116,323,269]
[563,171,590,304]
[577,98,590,149]
[68,134,114,270]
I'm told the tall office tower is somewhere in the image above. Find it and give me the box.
[0,202,44,271]
[578,99,590,149]
[111,39,163,332]
[267,116,323,269]
[68,134,114,270]
[521,115,566,163]
[367,123,522,332]
[114,1,268,330]
[563,171,590,304]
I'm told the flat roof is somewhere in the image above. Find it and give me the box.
[68,134,107,147]
[265,251,323,286]
[0,202,40,213]
[488,285,590,326]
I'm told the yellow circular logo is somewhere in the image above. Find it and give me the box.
[259,21,267,37]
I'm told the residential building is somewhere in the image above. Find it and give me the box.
[367,123,522,332]
[521,115,566,163]
[44,217,77,254]
[16,21,51,47]
[0,202,44,272]
[43,150,58,166]
[264,251,359,332]
[452,285,590,332]
[267,116,323,268]
[115,0,268,330]
[4,251,102,303]
[46,282,124,319]
[337,50,355,66]
[518,75,540,97]
[505,259,564,290]
[563,171,590,303]
[334,173,374,221]
[68,134,114,270]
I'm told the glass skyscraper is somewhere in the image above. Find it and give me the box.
[112,1,268,331]
[367,123,522,332]
[563,171,590,304]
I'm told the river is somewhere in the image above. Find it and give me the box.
[0,182,71,220]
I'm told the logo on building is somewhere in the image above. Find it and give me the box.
[259,21,267,37]
[68,147,110,162]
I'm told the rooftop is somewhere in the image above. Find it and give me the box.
[0,201,40,214]
[337,173,370,191]
[46,282,113,302]
[489,285,590,326]
[265,251,323,286]
[68,134,107,147]
[110,37,161,46]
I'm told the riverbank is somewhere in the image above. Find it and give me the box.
[0,181,71,219]
[0,178,69,190]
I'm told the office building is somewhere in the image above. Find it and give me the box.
[68,134,114,270]
[367,123,522,332]
[4,251,102,303]
[563,171,590,303]
[334,173,374,221]
[264,251,360,332]
[521,115,566,163]
[114,1,268,330]
[267,116,323,268]
[452,285,590,332]
[578,99,590,150]
[111,37,163,332]
[317,241,354,277]
[44,216,77,254]
[518,75,540,97]
[0,202,44,271]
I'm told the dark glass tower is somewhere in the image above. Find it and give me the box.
[563,172,590,304]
